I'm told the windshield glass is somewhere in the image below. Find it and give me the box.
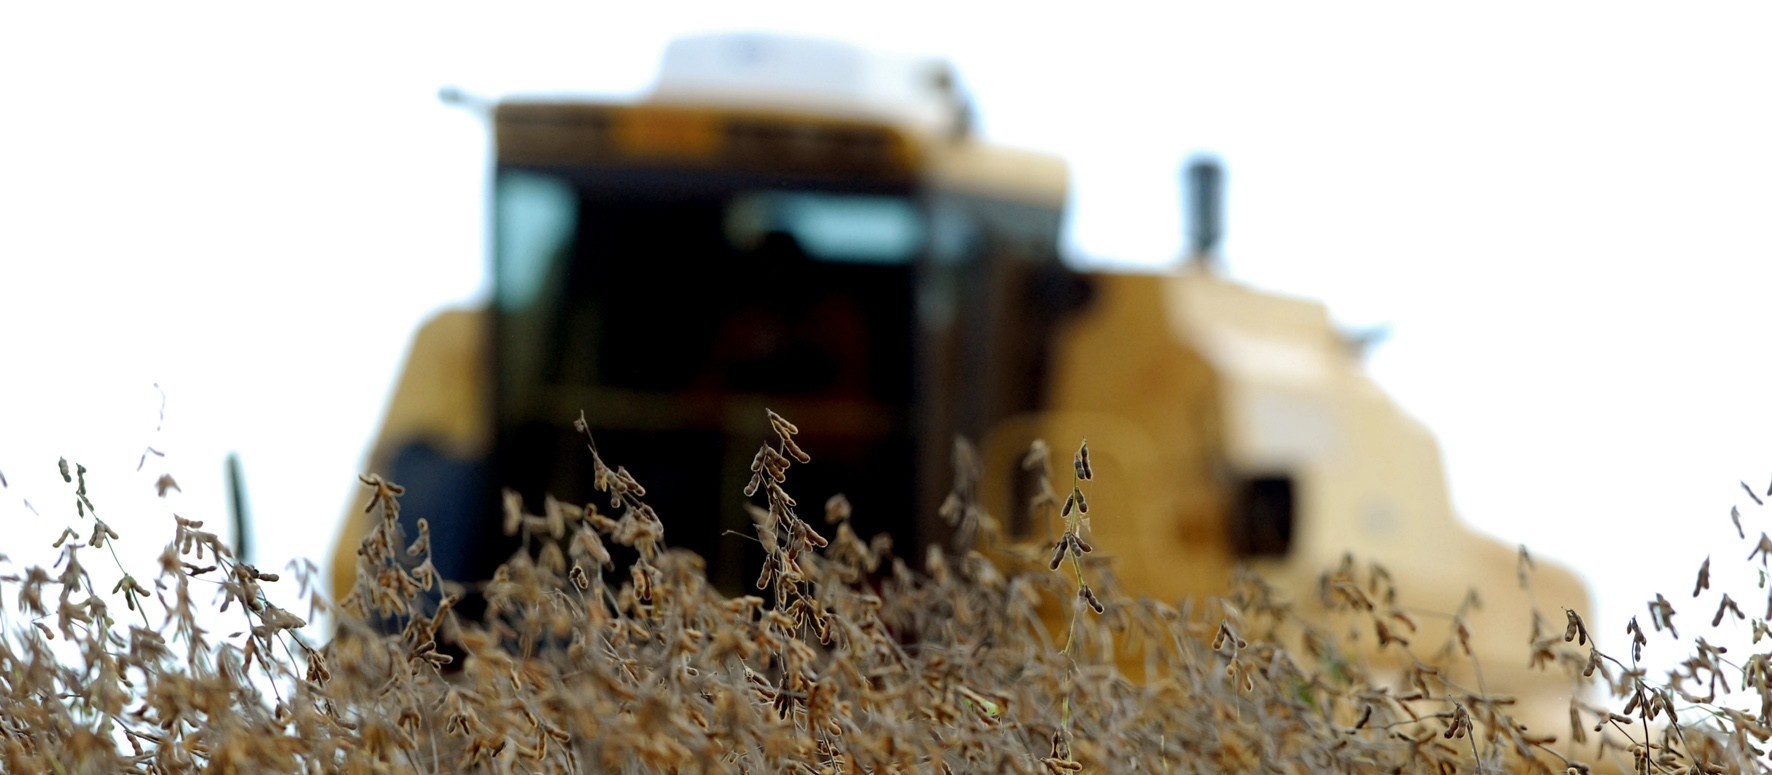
[496,170,924,310]
[493,168,925,398]
[490,168,928,589]
[723,190,924,265]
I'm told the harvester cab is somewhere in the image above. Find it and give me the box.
[334,31,1592,726]
[336,32,1086,599]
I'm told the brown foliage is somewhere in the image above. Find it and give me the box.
[0,421,1765,773]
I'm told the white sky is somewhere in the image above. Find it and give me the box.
[4,3,1772,671]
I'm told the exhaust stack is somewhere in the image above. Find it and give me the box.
[1185,154,1224,268]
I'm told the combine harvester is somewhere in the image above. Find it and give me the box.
[335,31,1592,741]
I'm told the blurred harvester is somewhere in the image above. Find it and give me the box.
[334,32,1590,726]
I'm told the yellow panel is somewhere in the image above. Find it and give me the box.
[612,106,722,159]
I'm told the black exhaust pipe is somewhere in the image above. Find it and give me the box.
[1185,154,1224,267]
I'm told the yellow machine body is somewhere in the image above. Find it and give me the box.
[333,32,1592,740]
[980,269,1591,720]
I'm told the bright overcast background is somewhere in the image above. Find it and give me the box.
[4,3,1771,669]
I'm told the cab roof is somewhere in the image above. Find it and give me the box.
[494,32,1068,209]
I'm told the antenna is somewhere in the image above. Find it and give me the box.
[1185,154,1224,268]
[227,452,252,565]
